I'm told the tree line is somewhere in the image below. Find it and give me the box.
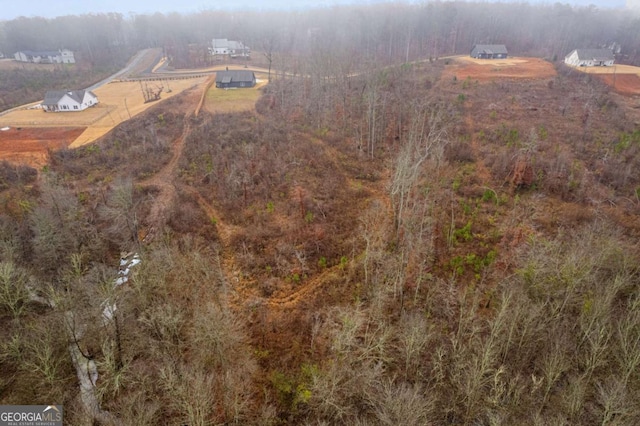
[1,1,640,67]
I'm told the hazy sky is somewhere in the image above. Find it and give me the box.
[0,0,628,21]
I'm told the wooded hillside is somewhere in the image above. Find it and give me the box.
[1,2,639,424]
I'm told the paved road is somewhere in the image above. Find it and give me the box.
[86,49,155,91]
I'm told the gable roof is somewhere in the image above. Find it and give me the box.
[472,44,508,55]
[43,90,96,105]
[19,50,62,57]
[215,70,255,84]
[212,39,248,50]
[228,40,247,50]
[570,48,614,61]
[213,38,230,48]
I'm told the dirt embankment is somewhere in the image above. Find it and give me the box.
[596,73,640,95]
[568,63,640,95]
[0,127,85,167]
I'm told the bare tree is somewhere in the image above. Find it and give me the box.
[98,179,140,247]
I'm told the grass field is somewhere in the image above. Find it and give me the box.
[0,58,65,71]
[203,73,268,113]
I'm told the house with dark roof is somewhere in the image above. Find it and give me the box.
[470,44,508,59]
[210,39,250,58]
[215,70,256,89]
[14,49,75,64]
[42,90,98,112]
[564,49,615,67]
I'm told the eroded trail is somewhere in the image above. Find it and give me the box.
[138,85,391,313]
[137,84,249,305]
[464,101,493,185]
[140,114,191,239]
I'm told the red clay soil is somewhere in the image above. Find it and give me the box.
[443,57,557,82]
[597,73,640,95]
[0,127,85,167]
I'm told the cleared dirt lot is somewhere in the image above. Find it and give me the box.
[442,56,557,81]
[0,127,85,167]
[571,64,640,95]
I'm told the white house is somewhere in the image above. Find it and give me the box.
[210,39,250,57]
[14,49,75,64]
[564,49,615,67]
[42,90,98,112]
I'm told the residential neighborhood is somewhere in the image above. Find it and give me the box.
[14,49,75,64]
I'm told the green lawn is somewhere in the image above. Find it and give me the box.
[205,72,267,113]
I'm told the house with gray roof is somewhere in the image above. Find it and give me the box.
[470,44,508,59]
[14,49,75,64]
[210,39,250,58]
[215,70,256,89]
[564,49,615,67]
[42,90,98,112]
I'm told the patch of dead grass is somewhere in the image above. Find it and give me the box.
[204,73,268,113]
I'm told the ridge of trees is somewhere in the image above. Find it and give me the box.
[1,2,640,67]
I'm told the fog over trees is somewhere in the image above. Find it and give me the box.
[1,1,640,66]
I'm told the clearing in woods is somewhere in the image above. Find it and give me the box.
[573,64,640,95]
[442,56,557,81]
[203,73,268,113]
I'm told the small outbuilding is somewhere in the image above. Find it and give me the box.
[470,44,508,59]
[215,70,256,89]
[42,90,98,112]
[564,49,615,67]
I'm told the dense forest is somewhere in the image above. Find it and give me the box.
[1,1,640,425]
[2,2,640,64]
